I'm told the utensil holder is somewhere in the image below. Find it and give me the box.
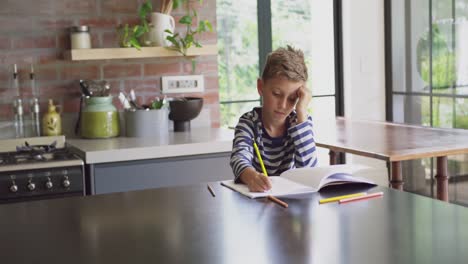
[125,108,169,137]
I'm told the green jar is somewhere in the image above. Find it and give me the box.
[80,96,120,138]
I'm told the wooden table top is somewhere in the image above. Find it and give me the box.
[1,183,468,264]
[315,118,468,161]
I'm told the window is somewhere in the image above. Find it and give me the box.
[217,0,260,128]
[217,0,340,128]
[272,0,338,122]
[387,0,468,204]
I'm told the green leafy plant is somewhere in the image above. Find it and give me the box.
[165,10,213,56]
[416,24,456,89]
[150,96,166,110]
[164,1,213,72]
[116,0,152,49]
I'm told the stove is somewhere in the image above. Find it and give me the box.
[0,136,84,203]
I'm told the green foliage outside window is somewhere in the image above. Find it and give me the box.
[416,24,468,129]
[417,24,456,89]
[217,0,260,128]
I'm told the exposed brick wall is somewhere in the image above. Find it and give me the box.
[0,0,219,128]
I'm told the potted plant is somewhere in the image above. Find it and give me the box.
[116,0,152,49]
[163,0,213,73]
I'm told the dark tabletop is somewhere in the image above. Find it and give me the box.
[1,184,468,264]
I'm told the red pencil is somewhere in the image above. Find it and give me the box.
[339,192,384,204]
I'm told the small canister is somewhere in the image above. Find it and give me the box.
[80,96,120,138]
[70,25,91,49]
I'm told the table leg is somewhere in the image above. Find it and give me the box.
[435,156,449,202]
[386,161,391,182]
[390,161,403,190]
[329,150,338,165]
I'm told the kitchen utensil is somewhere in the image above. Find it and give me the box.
[74,95,83,135]
[75,80,89,135]
[118,92,132,110]
[101,83,111,96]
[80,80,111,97]
[123,90,140,110]
[79,80,92,97]
[86,80,105,96]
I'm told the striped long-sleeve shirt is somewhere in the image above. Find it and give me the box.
[230,107,318,182]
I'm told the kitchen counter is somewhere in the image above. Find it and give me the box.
[67,127,234,164]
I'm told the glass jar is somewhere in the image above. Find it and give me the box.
[80,96,120,138]
[70,25,91,49]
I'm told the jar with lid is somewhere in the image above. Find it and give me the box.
[80,96,120,138]
[70,25,91,49]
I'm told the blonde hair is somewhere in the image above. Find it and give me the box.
[261,45,308,82]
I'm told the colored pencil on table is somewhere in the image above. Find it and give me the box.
[319,192,367,204]
[339,192,384,204]
[268,195,288,208]
[207,184,216,197]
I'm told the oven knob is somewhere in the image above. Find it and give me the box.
[62,176,70,188]
[27,181,36,191]
[10,183,18,193]
[45,178,53,189]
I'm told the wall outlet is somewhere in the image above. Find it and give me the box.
[161,75,204,93]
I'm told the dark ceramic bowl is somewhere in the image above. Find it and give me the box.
[169,97,203,131]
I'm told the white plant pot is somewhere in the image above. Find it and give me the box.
[148,12,175,47]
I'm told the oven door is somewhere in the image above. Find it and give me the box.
[0,166,84,204]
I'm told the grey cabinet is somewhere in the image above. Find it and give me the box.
[87,152,233,195]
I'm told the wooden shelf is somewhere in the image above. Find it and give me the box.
[64,44,217,61]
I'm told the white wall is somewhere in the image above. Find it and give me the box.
[342,0,386,120]
[309,0,338,166]
[342,0,388,184]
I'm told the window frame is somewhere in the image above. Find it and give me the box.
[218,0,345,118]
[385,0,468,124]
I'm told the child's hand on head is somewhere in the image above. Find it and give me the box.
[295,85,311,124]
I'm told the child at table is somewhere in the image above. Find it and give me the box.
[230,45,317,192]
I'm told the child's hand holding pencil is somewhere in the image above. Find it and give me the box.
[238,140,273,192]
[239,168,272,192]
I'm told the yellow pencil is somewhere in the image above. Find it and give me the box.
[319,192,367,204]
[253,140,268,176]
[253,140,289,208]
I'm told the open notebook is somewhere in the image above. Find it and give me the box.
[221,164,376,199]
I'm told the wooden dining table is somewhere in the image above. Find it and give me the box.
[314,117,468,201]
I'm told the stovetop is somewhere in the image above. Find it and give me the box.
[0,136,83,173]
[0,149,80,165]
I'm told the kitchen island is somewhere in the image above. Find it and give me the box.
[68,128,234,195]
